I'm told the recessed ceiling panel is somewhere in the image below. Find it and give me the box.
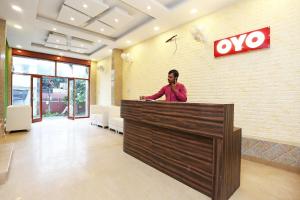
[70,46,88,54]
[99,7,133,29]
[47,33,68,45]
[70,38,94,49]
[57,5,90,26]
[85,20,116,36]
[156,0,186,9]
[64,0,109,17]
[4,0,241,59]
[45,43,69,51]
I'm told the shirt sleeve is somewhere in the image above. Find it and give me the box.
[174,85,187,102]
[145,86,165,100]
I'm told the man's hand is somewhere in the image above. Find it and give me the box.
[139,96,145,100]
[171,83,177,93]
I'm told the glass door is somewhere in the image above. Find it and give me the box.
[42,77,68,118]
[67,79,89,119]
[68,78,75,120]
[75,79,89,118]
[31,75,42,122]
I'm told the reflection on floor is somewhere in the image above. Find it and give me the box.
[0,118,299,200]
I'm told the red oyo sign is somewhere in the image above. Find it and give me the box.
[214,27,270,57]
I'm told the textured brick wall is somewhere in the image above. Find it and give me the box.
[122,0,300,146]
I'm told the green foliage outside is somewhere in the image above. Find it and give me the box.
[43,78,87,117]
[75,80,87,107]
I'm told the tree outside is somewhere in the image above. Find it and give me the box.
[42,77,68,117]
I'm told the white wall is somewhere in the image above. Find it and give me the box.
[122,0,300,146]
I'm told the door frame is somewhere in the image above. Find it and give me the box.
[68,78,75,120]
[31,75,42,123]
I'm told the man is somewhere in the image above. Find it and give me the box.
[140,69,187,102]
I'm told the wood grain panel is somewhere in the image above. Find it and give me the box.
[12,48,91,66]
[122,101,225,138]
[121,100,241,200]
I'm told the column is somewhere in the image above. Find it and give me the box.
[0,18,7,125]
[111,49,123,106]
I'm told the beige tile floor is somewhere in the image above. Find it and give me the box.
[0,143,13,184]
[0,118,299,200]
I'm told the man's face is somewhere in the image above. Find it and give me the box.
[168,73,175,84]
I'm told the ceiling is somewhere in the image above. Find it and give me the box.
[0,0,239,60]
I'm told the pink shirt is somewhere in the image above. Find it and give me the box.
[145,83,187,102]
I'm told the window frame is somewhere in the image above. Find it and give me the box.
[12,56,56,76]
[56,61,90,79]
[10,49,91,119]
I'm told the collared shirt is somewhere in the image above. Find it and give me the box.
[145,83,187,102]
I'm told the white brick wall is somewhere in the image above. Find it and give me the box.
[121,0,300,145]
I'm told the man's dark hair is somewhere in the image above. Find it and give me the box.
[168,69,179,78]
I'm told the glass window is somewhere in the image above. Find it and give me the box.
[73,64,89,79]
[57,62,89,79]
[56,62,73,78]
[12,56,55,76]
[12,74,31,105]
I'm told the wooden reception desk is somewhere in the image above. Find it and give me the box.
[121,100,241,200]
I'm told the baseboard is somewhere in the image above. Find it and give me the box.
[242,137,300,174]
[242,155,300,174]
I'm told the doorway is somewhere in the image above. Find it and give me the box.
[11,55,90,123]
[12,75,89,122]
[68,78,89,120]
[42,77,68,119]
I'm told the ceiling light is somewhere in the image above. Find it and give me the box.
[83,4,88,8]
[147,6,151,10]
[80,44,84,47]
[16,45,22,49]
[126,40,132,44]
[17,50,22,53]
[154,26,160,31]
[11,5,22,12]
[100,28,104,32]
[53,27,57,31]
[190,8,198,14]
[55,45,58,48]
[97,40,102,43]
[114,18,119,23]
[108,49,112,53]
[56,40,60,43]
[57,57,61,60]
[14,24,22,29]
[70,17,75,21]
